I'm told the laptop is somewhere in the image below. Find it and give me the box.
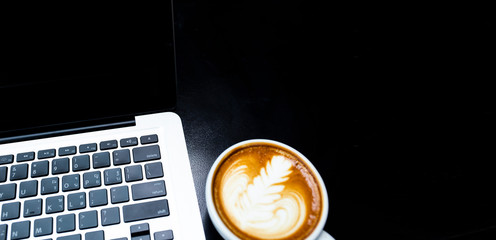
[0,3,205,240]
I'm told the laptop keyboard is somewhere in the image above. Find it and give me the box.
[0,134,174,240]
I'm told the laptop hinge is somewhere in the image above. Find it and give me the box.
[0,117,136,144]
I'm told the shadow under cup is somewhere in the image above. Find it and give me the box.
[206,139,329,240]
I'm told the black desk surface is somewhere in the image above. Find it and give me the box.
[173,2,494,239]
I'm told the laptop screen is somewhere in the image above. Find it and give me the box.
[0,4,176,138]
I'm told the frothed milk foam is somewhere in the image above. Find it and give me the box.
[212,144,323,240]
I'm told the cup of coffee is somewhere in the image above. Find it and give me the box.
[206,139,333,240]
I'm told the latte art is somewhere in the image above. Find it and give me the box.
[222,156,306,239]
[213,145,322,240]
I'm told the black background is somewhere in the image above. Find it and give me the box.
[173,1,495,240]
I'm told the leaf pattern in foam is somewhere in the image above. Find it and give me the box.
[239,155,292,210]
[221,155,307,239]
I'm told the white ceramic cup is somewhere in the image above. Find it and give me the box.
[206,139,334,240]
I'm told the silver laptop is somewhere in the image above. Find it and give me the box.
[0,3,205,240]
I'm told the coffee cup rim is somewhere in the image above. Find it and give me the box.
[206,139,329,240]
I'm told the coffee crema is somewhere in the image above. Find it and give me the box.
[212,144,323,240]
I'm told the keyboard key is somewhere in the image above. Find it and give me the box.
[23,198,42,217]
[38,149,56,159]
[0,183,16,201]
[120,137,138,147]
[59,146,77,156]
[124,165,143,182]
[16,151,35,162]
[131,180,166,201]
[154,230,174,240]
[85,230,104,240]
[89,189,108,207]
[113,149,131,165]
[123,199,169,222]
[57,234,81,240]
[33,217,53,237]
[100,140,118,150]
[31,160,49,177]
[104,168,122,185]
[130,223,149,236]
[131,223,151,240]
[0,154,13,165]
[92,152,111,168]
[10,163,28,181]
[110,186,129,204]
[52,157,70,174]
[83,171,102,188]
[79,210,98,229]
[72,155,90,171]
[132,145,161,163]
[1,201,20,220]
[41,177,59,195]
[145,162,163,179]
[11,220,30,240]
[101,207,120,226]
[46,195,64,214]
[67,192,86,210]
[79,143,97,153]
[19,180,38,198]
[0,224,6,240]
[0,167,6,182]
[62,174,80,192]
[57,213,76,233]
[140,134,158,144]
